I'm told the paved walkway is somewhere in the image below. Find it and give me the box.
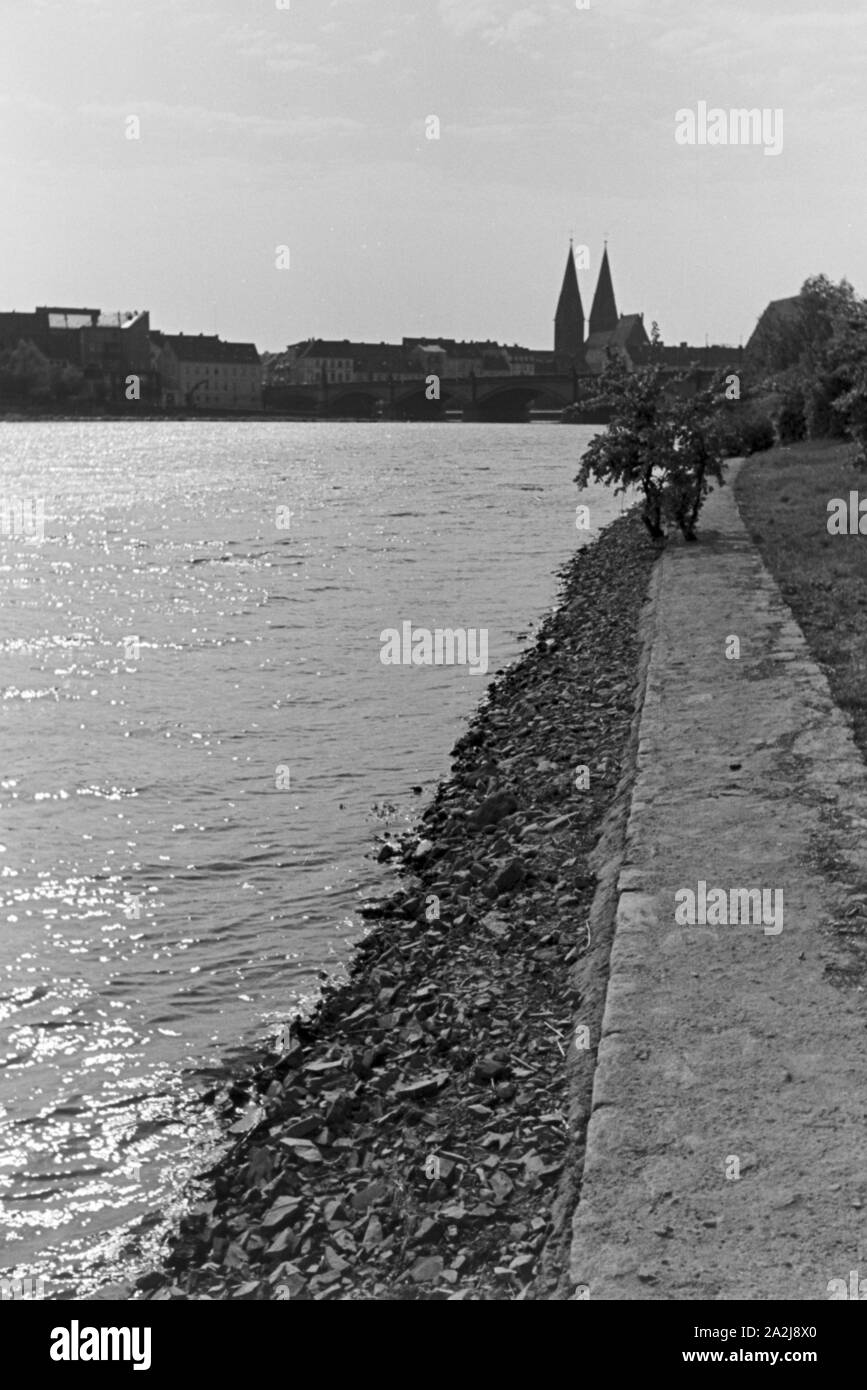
[569,461,867,1300]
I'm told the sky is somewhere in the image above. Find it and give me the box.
[1,0,864,354]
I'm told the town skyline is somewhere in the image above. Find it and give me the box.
[3,0,865,353]
[0,238,781,361]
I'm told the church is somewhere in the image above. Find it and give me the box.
[554,241,649,374]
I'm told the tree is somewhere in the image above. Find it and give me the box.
[576,357,675,540]
[663,386,726,541]
[576,359,725,542]
[0,339,51,401]
[51,362,85,402]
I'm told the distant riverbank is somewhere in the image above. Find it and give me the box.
[128,509,659,1303]
[0,407,608,425]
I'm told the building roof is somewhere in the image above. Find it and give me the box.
[161,333,259,364]
[555,245,584,322]
[631,343,743,368]
[589,246,619,336]
[402,337,502,354]
[585,313,648,354]
[292,339,357,359]
[89,311,146,329]
[45,308,99,329]
[744,294,808,370]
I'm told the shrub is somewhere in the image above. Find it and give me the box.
[576,360,724,542]
[740,415,776,453]
[663,397,726,541]
[832,367,867,466]
[716,411,775,456]
[776,389,806,444]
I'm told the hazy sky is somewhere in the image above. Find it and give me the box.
[1,0,864,353]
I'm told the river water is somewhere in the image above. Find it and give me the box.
[0,419,620,1294]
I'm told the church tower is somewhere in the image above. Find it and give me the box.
[589,244,618,336]
[554,241,584,368]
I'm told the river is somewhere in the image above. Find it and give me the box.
[0,419,619,1294]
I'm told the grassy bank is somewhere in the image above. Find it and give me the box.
[129,511,658,1303]
[735,438,867,754]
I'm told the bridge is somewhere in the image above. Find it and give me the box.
[264,371,592,421]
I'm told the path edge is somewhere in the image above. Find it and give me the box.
[563,464,743,1299]
[546,529,665,1297]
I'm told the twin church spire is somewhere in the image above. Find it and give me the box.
[554,241,618,367]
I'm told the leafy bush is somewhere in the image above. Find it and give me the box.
[832,366,867,466]
[740,415,776,453]
[663,396,726,541]
[715,411,775,456]
[576,357,724,542]
[776,389,806,444]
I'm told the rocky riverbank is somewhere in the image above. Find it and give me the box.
[133,510,659,1302]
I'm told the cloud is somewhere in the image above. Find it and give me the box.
[220,25,393,76]
[647,5,867,62]
[437,0,545,45]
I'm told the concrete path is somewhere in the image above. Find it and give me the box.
[569,461,867,1301]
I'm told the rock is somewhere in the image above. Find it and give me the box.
[362,1216,384,1248]
[410,1256,444,1284]
[488,857,526,897]
[228,1106,266,1135]
[135,1271,165,1293]
[473,1058,511,1083]
[131,511,658,1304]
[490,1171,514,1202]
[283,1116,320,1139]
[471,790,518,829]
[266,1227,300,1258]
[393,1072,450,1100]
[440,1205,467,1223]
[262,1196,304,1231]
[350,1179,390,1211]
[272,1267,307,1299]
[279,1138,322,1164]
[411,1217,442,1245]
[88,1282,136,1301]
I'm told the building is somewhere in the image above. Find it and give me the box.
[584,313,650,373]
[554,243,585,370]
[582,247,650,372]
[402,338,513,378]
[504,345,537,376]
[744,296,806,374]
[272,337,518,386]
[631,341,745,395]
[0,305,157,402]
[281,340,358,385]
[79,310,153,400]
[551,243,650,375]
[155,333,262,411]
[0,306,94,365]
[588,245,619,336]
